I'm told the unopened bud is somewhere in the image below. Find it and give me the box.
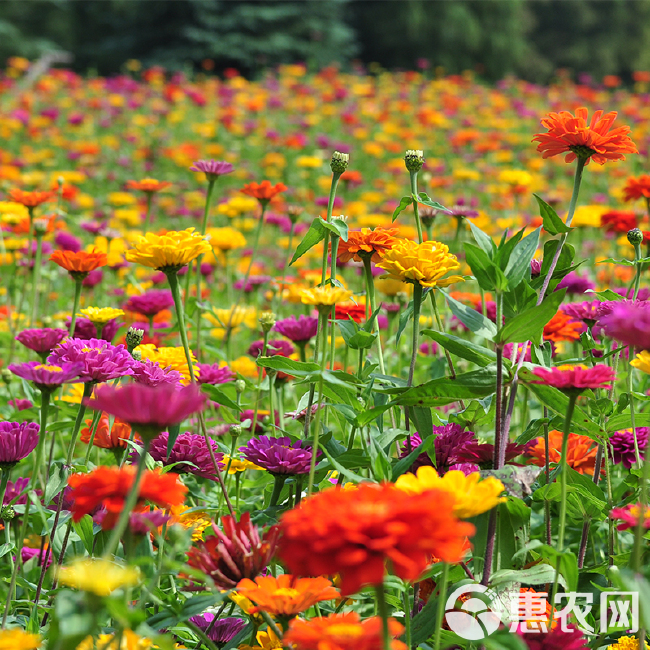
[57,175,65,188]
[131,349,142,361]
[330,151,349,174]
[1,369,12,384]
[126,327,144,351]
[230,424,242,437]
[331,214,348,223]
[1,506,15,521]
[259,311,276,333]
[628,228,644,246]
[287,205,303,225]
[405,149,425,173]
[33,219,48,236]
[235,379,246,394]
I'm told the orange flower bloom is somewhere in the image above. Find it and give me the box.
[283,611,406,650]
[335,302,366,323]
[126,178,172,193]
[277,483,474,596]
[50,249,107,275]
[336,227,399,264]
[543,311,583,343]
[67,466,186,527]
[533,107,637,165]
[235,574,339,617]
[240,180,287,203]
[526,430,599,475]
[600,210,637,234]
[623,174,650,203]
[7,188,55,207]
[80,413,134,449]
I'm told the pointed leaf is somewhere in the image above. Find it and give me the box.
[534,194,572,235]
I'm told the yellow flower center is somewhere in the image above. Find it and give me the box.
[273,587,300,599]
[326,624,364,638]
[34,365,63,372]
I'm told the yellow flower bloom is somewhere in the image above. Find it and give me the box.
[0,201,29,218]
[76,630,155,650]
[394,466,506,518]
[108,191,137,206]
[136,344,199,384]
[61,383,86,404]
[377,239,463,289]
[300,285,353,307]
[230,356,259,379]
[238,628,282,650]
[78,307,124,324]
[207,227,247,252]
[126,228,211,270]
[207,306,257,330]
[632,351,650,375]
[57,558,139,596]
[222,455,264,473]
[607,637,649,650]
[168,504,212,541]
[0,629,41,650]
[229,592,265,624]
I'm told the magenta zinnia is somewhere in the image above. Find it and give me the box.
[598,300,650,350]
[8,361,83,393]
[530,364,616,392]
[0,422,40,467]
[15,328,67,357]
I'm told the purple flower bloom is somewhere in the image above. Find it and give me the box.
[234,275,271,292]
[54,231,82,252]
[4,477,30,506]
[9,399,33,411]
[8,361,83,392]
[188,615,246,645]
[190,159,234,180]
[561,301,603,324]
[146,431,224,480]
[124,289,174,317]
[273,315,319,343]
[22,546,52,568]
[18,241,52,268]
[598,301,650,350]
[610,428,650,469]
[48,338,137,383]
[82,269,103,288]
[248,339,295,358]
[457,440,535,468]
[0,422,39,466]
[132,358,183,387]
[95,507,170,535]
[85,383,208,440]
[400,424,477,473]
[239,435,319,475]
[448,463,481,475]
[530,259,542,277]
[196,362,234,385]
[15,328,67,355]
[614,287,650,301]
[556,271,595,295]
[66,317,121,342]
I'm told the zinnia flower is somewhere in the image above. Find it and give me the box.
[456,440,534,468]
[8,361,82,393]
[517,624,589,649]
[84,382,207,441]
[610,428,649,468]
[532,107,637,165]
[67,465,187,528]
[57,557,140,595]
[623,175,650,203]
[278,483,474,595]
[632,350,650,374]
[125,228,212,270]
[283,611,406,650]
[8,187,54,207]
[530,364,616,392]
[376,239,463,288]
[609,636,650,650]
[126,178,171,193]
[543,311,583,342]
[300,285,353,307]
[235,575,339,616]
[400,425,476,473]
[78,306,124,325]
[186,512,279,589]
[0,422,39,468]
[190,159,234,180]
[336,227,399,263]
[395,466,506,518]
[610,502,650,531]
[273,315,319,343]
[239,435,319,475]
[15,328,67,356]
[526,431,599,475]
[187,615,246,645]
[49,249,107,277]
[123,289,174,316]
[600,210,638,234]
[196,362,234,385]
[131,358,183,387]
[240,180,287,204]
[80,414,133,449]
[0,629,41,650]
[599,300,650,350]
[146,431,224,480]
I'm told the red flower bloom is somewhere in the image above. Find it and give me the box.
[7,188,55,207]
[240,180,287,203]
[335,302,366,323]
[530,364,616,391]
[50,249,107,276]
[543,311,583,343]
[600,210,638,234]
[533,107,637,165]
[526,430,600,475]
[610,502,650,531]
[623,174,650,203]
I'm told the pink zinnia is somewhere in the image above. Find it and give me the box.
[196,362,234,385]
[15,328,67,356]
[189,159,234,180]
[0,422,39,466]
[124,289,174,317]
[8,361,83,393]
[531,364,615,392]
[610,502,650,531]
[598,300,650,350]
[84,382,208,441]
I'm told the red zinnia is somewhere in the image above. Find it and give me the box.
[50,249,108,275]
[600,210,638,234]
[531,364,616,392]
[7,188,55,207]
[532,107,637,165]
[623,174,650,203]
[240,180,287,203]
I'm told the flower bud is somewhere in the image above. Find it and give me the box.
[330,151,349,174]
[259,311,276,333]
[57,175,65,188]
[131,349,142,361]
[235,379,246,394]
[404,149,425,173]
[230,424,243,438]
[1,506,15,521]
[126,327,145,352]
[628,228,644,246]
[332,214,348,223]
[33,219,48,236]
[287,205,303,225]
[1,369,12,385]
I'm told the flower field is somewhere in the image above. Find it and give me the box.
[3,58,650,649]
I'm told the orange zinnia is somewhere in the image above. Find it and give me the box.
[525,430,599,475]
[336,227,399,264]
[623,174,650,203]
[67,466,186,528]
[8,187,55,207]
[284,611,406,650]
[240,180,287,203]
[533,107,637,165]
[543,311,583,343]
[126,178,172,193]
[235,574,339,617]
[277,483,474,596]
[600,209,638,234]
[80,413,134,449]
[50,249,108,275]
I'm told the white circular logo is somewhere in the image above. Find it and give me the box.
[444,584,502,641]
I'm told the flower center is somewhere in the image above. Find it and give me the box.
[34,365,63,372]
[273,587,300,599]
[326,624,364,638]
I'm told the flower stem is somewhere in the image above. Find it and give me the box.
[29,234,43,327]
[251,330,270,434]
[433,563,449,650]
[269,474,287,507]
[409,171,423,244]
[320,171,342,284]
[82,409,104,466]
[307,311,328,496]
[33,389,50,492]
[558,394,577,549]
[68,278,83,336]
[632,436,650,574]
[402,588,412,649]
[404,283,423,436]
[65,383,94,466]
[374,582,392,650]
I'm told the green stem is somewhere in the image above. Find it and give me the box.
[633,434,650,574]
[33,390,50,492]
[409,171,423,244]
[320,171,342,284]
[402,588,412,650]
[30,234,43,326]
[430,291,458,381]
[82,409,104,465]
[68,278,83,336]
[269,474,287,507]
[251,330,270,434]
[65,383,94,466]
[433,563,449,650]
[2,498,30,628]
[307,311,328,496]
[633,241,643,301]
[405,283,423,434]
[557,394,577,549]
[375,582,391,650]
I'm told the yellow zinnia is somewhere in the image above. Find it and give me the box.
[78,306,124,324]
[230,356,259,379]
[76,630,155,650]
[168,504,213,541]
[207,226,247,252]
[377,239,463,289]
[0,629,41,650]
[136,344,199,384]
[57,558,139,596]
[125,228,211,270]
[300,285,353,307]
[394,466,506,518]
[631,350,650,375]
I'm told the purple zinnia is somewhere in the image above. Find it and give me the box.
[8,361,82,393]
[124,289,174,317]
[48,338,137,383]
[239,435,319,475]
[248,339,295,358]
[82,269,103,288]
[457,440,535,468]
[273,315,319,343]
[234,275,271,292]
[561,301,603,325]
[190,159,234,180]
[0,421,39,467]
[131,358,183,387]
[9,399,33,411]
[598,300,650,350]
[67,317,121,342]
[146,431,224,480]
[54,231,82,252]
[556,271,595,295]
[400,424,477,473]
[4,477,30,506]
[196,362,235,385]
[610,427,650,469]
[614,287,650,301]
[15,328,67,356]
[22,546,52,568]
[189,615,246,645]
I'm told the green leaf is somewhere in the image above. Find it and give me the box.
[72,516,95,555]
[496,289,566,345]
[391,435,434,481]
[392,195,413,221]
[534,194,573,235]
[465,242,507,291]
[441,290,497,339]
[606,412,650,433]
[166,423,181,458]
[504,227,541,288]
[321,446,368,483]
[421,329,497,367]
[415,192,450,212]
[256,356,320,375]
[320,217,348,241]
[483,630,529,650]
[0,543,15,558]
[514,418,548,446]
[395,288,430,343]
[44,463,68,505]
[528,545,579,592]
[289,217,326,265]
[201,384,241,411]
[597,257,636,267]
[348,330,377,350]
[147,593,225,629]
[490,563,566,588]
[222,623,254,650]
[468,219,497,258]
